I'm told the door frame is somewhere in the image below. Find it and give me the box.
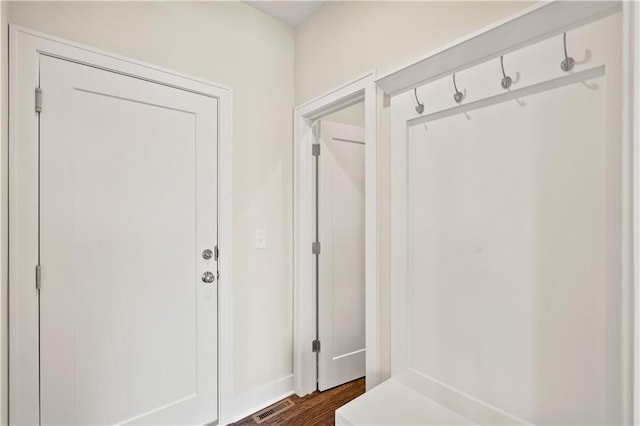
[8,25,234,425]
[293,71,378,395]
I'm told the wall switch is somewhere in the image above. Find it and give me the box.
[255,230,267,249]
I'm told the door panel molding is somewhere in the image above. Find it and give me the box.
[8,25,233,425]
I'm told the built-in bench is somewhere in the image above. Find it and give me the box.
[335,369,528,426]
[335,378,473,425]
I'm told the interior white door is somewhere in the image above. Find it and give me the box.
[38,55,218,425]
[317,120,366,391]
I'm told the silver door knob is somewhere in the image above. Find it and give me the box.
[202,271,215,283]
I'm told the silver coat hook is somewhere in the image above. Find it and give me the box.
[414,88,424,114]
[500,56,512,89]
[452,74,464,104]
[560,32,575,72]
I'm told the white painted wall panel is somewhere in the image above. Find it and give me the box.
[390,12,624,426]
[408,78,605,425]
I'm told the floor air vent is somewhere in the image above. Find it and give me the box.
[252,398,295,423]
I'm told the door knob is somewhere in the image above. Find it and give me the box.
[202,271,215,283]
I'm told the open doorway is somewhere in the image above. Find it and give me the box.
[314,103,366,391]
[293,72,378,397]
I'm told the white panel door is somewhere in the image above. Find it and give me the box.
[317,120,365,391]
[39,55,218,425]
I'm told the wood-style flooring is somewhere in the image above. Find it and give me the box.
[231,378,365,426]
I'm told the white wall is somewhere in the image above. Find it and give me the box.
[324,102,365,127]
[295,1,534,104]
[295,0,533,381]
[5,0,295,415]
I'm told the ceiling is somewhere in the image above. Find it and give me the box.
[245,1,326,27]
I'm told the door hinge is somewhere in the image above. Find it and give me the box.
[214,245,219,261]
[312,144,320,157]
[312,339,321,353]
[312,241,321,255]
[35,88,42,113]
[35,264,42,291]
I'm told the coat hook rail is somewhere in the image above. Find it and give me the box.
[452,74,464,104]
[560,32,575,72]
[414,88,425,114]
[500,56,513,89]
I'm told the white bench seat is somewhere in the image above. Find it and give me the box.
[335,378,475,425]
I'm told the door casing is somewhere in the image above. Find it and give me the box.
[8,25,234,425]
[293,71,378,396]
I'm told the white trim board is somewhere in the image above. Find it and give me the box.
[408,65,605,126]
[232,375,294,423]
[8,25,234,426]
[376,1,621,97]
[293,71,378,396]
[621,2,639,423]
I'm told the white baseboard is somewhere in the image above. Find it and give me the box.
[232,374,295,422]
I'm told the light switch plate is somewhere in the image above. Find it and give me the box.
[255,230,266,249]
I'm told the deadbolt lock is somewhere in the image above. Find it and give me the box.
[202,249,213,260]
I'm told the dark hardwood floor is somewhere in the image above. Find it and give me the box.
[231,378,365,426]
